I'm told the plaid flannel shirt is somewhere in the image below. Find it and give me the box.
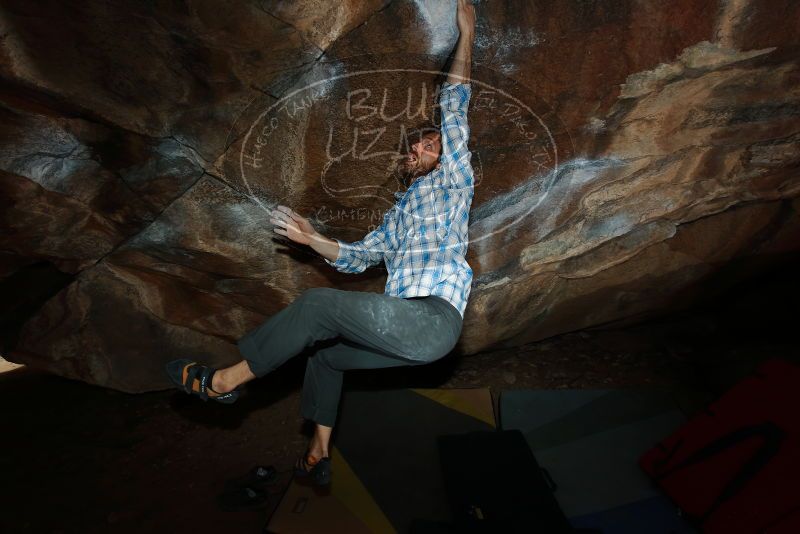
[324,81,474,318]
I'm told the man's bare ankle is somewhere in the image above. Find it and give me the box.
[211,370,232,393]
[308,441,328,459]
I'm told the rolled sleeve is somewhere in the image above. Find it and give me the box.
[322,238,350,270]
[438,82,473,190]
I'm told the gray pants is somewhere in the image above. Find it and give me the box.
[236,287,463,427]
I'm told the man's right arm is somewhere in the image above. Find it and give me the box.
[311,206,396,274]
[309,233,341,264]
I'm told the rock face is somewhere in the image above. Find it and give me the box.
[1,0,799,392]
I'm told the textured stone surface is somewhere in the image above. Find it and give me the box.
[1,0,799,392]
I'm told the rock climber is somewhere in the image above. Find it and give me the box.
[166,0,476,488]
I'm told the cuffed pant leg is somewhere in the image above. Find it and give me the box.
[301,339,425,427]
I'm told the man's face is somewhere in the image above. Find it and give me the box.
[397,131,442,185]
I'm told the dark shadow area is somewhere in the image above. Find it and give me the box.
[0,259,73,354]
[1,255,798,532]
[588,250,800,397]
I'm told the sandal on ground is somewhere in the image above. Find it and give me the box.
[224,465,278,492]
[165,359,240,404]
[216,485,268,511]
[294,451,331,486]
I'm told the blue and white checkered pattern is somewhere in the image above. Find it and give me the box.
[325,82,474,318]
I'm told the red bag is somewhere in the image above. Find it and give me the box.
[640,358,800,533]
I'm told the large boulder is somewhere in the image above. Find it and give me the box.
[1,0,798,391]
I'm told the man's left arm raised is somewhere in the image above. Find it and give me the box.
[439,0,476,191]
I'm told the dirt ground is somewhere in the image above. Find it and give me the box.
[3,303,795,534]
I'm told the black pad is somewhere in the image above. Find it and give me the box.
[436,429,574,533]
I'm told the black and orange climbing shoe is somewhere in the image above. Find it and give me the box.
[165,359,240,404]
[294,451,331,486]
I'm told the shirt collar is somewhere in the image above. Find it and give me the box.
[395,167,444,199]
